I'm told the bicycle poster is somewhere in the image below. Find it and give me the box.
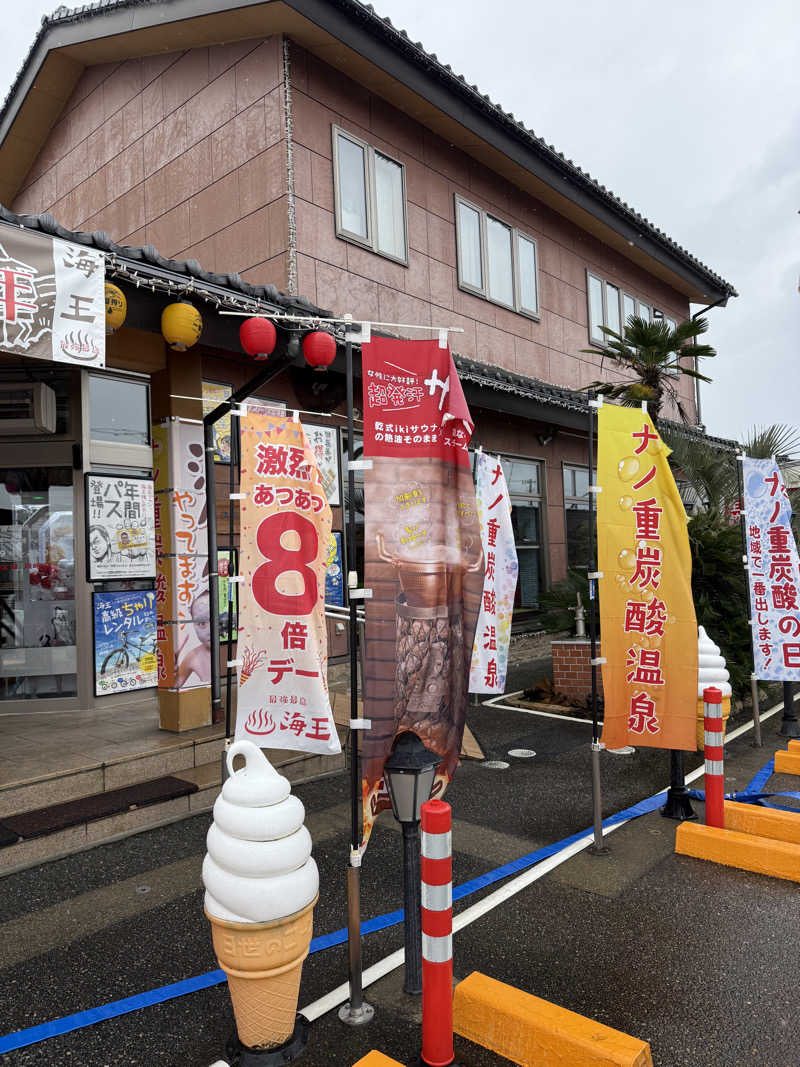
[93,590,158,696]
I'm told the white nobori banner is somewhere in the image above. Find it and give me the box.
[742,457,800,681]
[469,453,519,694]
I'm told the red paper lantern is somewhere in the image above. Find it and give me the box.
[302,330,336,369]
[239,317,277,360]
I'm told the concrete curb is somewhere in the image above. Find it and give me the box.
[675,822,800,882]
[453,971,654,1067]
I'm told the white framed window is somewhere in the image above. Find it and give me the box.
[587,271,654,344]
[455,195,539,318]
[331,126,408,264]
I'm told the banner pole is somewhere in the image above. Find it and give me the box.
[586,391,607,855]
[339,317,374,1027]
[736,455,761,746]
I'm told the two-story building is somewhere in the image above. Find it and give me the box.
[0,0,735,729]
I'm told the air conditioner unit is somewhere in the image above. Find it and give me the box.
[0,382,57,434]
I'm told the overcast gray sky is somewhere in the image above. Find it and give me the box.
[3,1,797,444]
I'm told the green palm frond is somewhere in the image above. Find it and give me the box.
[741,424,800,462]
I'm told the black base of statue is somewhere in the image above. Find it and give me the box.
[225,1015,309,1065]
[779,683,800,738]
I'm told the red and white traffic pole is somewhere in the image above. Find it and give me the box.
[420,798,454,1067]
[703,686,725,829]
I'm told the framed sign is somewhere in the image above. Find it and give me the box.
[93,590,158,696]
[303,424,341,506]
[202,380,233,464]
[86,473,156,581]
[325,532,344,606]
[219,548,239,644]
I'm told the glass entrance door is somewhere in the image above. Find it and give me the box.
[0,467,77,700]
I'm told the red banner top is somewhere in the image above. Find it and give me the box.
[361,337,473,466]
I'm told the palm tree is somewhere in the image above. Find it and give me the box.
[581,315,716,426]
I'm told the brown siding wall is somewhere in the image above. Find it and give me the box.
[12,37,291,292]
[287,42,696,422]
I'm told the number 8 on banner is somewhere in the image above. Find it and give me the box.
[252,512,319,616]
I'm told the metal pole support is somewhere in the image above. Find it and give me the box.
[750,673,762,747]
[338,858,375,1026]
[402,820,423,995]
[588,742,608,855]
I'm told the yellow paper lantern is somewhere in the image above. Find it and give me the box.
[104,283,127,334]
[161,301,202,351]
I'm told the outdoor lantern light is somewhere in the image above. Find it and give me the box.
[302,329,336,369]
[383,731,441,995]
[104,283,127,334]
[239,316,277,360]
[161,301,202,351]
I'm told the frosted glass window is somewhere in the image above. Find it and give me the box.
[639,302,651,322]
[375,153,406,260]
[517,235,538,313]
[486,216,514,307]
[588,275,604,340]
[457,202,483,289]
[623,293,636,325]
[336,134,368,240]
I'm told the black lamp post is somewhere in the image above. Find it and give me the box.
[780,682,800,738]
[383,732,440,995]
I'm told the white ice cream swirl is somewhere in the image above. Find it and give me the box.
[202,740,319,923]
[697,625,731,699]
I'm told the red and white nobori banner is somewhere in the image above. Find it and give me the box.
[469,453,518,693]
[742,457,800,681]
[0,224,105,366]
[361,337,482,850]
[235,412,340,755]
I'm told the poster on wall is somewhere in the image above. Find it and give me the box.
[234,411,340,755]
[597,406,697,750]
[202,381,233,463]
[469,453,519,693]
[361,337,482,850]
[0,225,105,367]
[93,590,158,696]
[219,548,239,644]
[303,424,341,506]
[151,418,209,691]
[86,473,156,581]
[742,457,800,680]
[325,532,344,607]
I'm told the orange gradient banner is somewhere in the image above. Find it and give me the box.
[597,405,697,751]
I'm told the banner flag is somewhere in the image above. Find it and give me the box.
[469,453,518,693]
[0,224,105,366]
[742,457,800,680]
[235,411,340,755]
[597,405,697,750]
[152,418,209,692]
[361,337,482,849]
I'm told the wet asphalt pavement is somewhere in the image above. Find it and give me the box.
[1,697,798,1066]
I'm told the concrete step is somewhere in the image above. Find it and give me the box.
[0,745,346,877]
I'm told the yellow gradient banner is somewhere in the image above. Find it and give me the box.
[597,405,697,750]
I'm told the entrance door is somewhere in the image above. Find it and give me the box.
[0,459,78,702]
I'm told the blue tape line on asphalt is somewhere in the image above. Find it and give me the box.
[0,761,771,1056]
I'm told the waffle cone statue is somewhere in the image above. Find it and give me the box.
[203,740,318,1050]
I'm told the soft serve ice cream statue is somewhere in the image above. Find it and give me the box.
[203,740,318,1050]
[696,626,732,748]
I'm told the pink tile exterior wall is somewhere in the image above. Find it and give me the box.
[12,37,291,291]
[287,42,696,422]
